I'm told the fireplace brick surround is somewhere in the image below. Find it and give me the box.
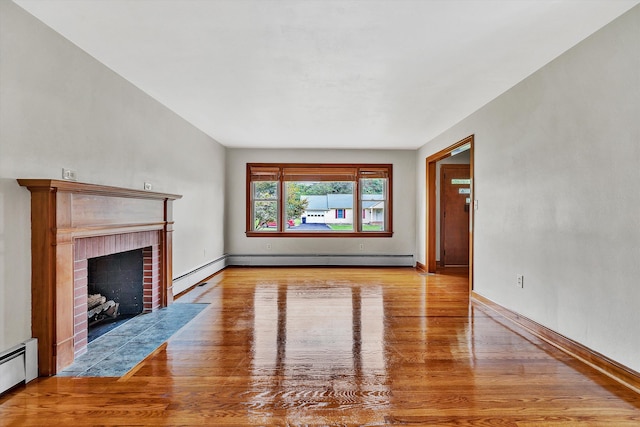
[18,179,181,376]
[73,232,160,358]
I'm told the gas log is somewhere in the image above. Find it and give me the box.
[88,294,119,324]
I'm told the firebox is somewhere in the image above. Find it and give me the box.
[88,248,144,325]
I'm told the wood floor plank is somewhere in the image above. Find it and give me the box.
[1,267,638,426]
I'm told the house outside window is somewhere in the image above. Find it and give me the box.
[246,163,392,237]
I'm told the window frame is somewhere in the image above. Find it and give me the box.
[246,163,393,238]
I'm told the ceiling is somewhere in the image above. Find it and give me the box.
[13,0,639,150]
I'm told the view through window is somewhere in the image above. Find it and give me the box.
[247,164,392,237]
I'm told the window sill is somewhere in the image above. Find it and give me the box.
[245,231,393,238]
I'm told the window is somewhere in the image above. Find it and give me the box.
[247,163,392,237]
[249,167,280,232]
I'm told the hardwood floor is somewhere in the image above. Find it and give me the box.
[1,267,639,426]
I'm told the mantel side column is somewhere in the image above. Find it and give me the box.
[54,191,75,373]
[27,187,58,376]
[164,199,175,306]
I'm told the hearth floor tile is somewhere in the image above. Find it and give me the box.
[88,314,137,342]
[58,303,208,377]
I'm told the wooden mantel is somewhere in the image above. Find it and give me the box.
[18,179,182,376]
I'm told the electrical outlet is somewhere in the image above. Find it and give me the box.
[474,200,479,210]
[517,274,524,288]
[266,243,272,250]
[62,168,77,181]
[359,243,364,251]
[144,182,153,191]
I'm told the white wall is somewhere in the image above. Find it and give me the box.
[0,1,226,351]
[226,148,415,257]
[417,6,640,371]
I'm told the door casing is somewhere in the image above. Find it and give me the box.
[425,135,474,290]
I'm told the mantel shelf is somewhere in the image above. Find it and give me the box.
[17,179,182,201]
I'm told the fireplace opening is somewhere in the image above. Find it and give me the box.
[87,248,144,340]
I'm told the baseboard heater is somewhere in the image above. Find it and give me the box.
[227,254,415,267]
[0,338,38,395]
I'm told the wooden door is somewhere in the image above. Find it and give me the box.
[440,165,470,266]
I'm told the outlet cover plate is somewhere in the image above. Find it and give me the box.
[62,168,77,181]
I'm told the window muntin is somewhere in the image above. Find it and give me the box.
[247,164,392,237]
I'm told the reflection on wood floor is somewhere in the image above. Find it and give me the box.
[1,267,639,426]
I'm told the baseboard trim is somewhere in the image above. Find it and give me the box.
[415,261,427,273]
[173,268,227,300]
[471,291,640,394]
[227,254,414,267]
[172,255,228,296]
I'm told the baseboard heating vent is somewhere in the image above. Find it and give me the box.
[0,338,38,395]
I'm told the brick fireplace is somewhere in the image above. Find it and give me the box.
[18,179,181,376]
[73,232,161,358]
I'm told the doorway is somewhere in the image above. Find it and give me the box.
[425,135,474,289]
[440,164,471,266]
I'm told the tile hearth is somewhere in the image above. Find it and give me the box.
[58,303,207,377]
